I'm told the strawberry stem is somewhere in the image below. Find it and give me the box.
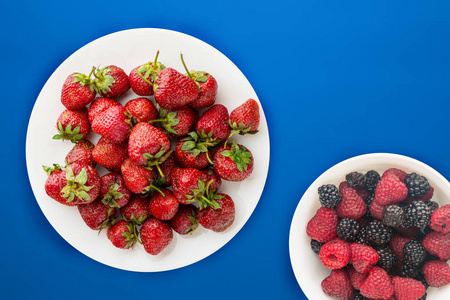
[180,53,193,80]
[206,151,213,165]
[154,50,160,65]
[151,184,165,197]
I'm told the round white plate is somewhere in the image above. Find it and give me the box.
[26,28,270,272]
[289,153,450,299]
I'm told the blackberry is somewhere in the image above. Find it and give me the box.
[376,247,397,272]
[318,184,342,208]
[426,201,439,213]
[350,290,367,300]
[399,262,420,278]
[364,170,381,193]
[337,218,360,242]
[346,171,366,190]
[355,226,370,245]
[366,220,392,246]
[416,273,430,290]
[418,293,427,300]
[364,193,375,219]
[404,172,431,199]
[403,239,426,266]
[310,239,324,255]
[405,201,432,230]
[382,205,406,228]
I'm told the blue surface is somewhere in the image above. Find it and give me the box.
[2,1,450,299]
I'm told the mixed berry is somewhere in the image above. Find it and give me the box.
[307,168,450,299]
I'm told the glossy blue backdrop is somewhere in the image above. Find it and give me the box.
[2,1,450,299]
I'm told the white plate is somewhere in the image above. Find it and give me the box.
[289,153,450,299]
[26,28,270,272]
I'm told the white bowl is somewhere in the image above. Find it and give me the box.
[289,153,450,299]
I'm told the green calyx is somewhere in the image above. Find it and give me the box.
[185,210,200,235]
[137,50,165,86]
[42,163,62,176]
[148,109,180,135]
[122,222,138,249]
[220,140,252,173]
[71,70,96,93]
[60,166,94,203]
[189,70,210,83]
[101,183,125,208]
[180,131,211,158]
[142,147,173,178]
[53,121,85,143]
[228,120,258,135]
[92,66,115,95]
[186,179,222,210]
[98,212,116,234]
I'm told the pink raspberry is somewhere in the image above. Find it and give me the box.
[392,277,426,300]
[321,269,354,300]
[360,267,394,299]
[306,207,338,243]
[389,234,413,263]
[349,243,379,273]
[369,199,385,220]
[375,173,408,206]
[421,231,450,261]
[382,168,407,182]
[423,260,450,288]
[348,265,369,290]
[336,187,366,219]
[430,204,450,234]
[319,239,351,269]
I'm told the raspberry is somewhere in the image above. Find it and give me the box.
[392,277,426,300]
[376,247,397,272]
[318,184,342,208]
[430,204,450,234]
[421,231,450,261]
[382,205,406,228]
[348,265,369,290]
[423,260,450,288]
[404,173,431,199]
[311,239,324,255]
[319,239,351,269]
[337,218,360,242]
[321,269,354,300]
[375,173,408,206]
[403,240,426,267]
[382,168,407,182]
[349,243,379,273]
[389,234,413,262]
[369,199,385,220]
[336,187,367,219]
[346,171,366,190]
[366,220,392,246]
[306,207,339,243]
[364,170,381,193]
[360,267,394,299]
[404,201,431,230]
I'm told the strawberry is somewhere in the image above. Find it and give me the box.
[153,151,177,187]
[321,269,354,300]
[43,164,67,205]
[360,267,394,299]
[77,199,116,230]
[349,243,379,273]
[213,140,254,182]
[92,137,128,173]
[430,204,450,234]
[61,70,96,110]
[148,188,179,220]
[169,204,199,235]
[152,106,198,139]
[422,260,450,288]
[120,194,151,224]
[421,231,450,260]
[65,139,96,168]
[120,158,155,194]
[153,67,198,109]
[88,97,121,124]
[107,219,137,249]
[375,173,408,206]
[59,162,101,205]
[53,107,90,143]
[91,105,131,143]
[306,207,339,243]
[197,192,235,232]
[93,65,130,98]
[319,239,351,269]
[174,137,212,169]
[140,217,173,255]
[195,104,231,145]
[336,186,366,219]
[129,51,165,96]
[124,97,158,124]
[99,173,131,208]
[229,98,260,137]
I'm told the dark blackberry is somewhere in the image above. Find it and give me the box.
[404,173,431,199]
[399,262,420,278]
[366,220,392,246]
[364,193,375,219]
[364,170,381,193]
[310,239,324,255]
[355,226,370,245]
[426,201,439,213]
[346,171,366,190]
[418,293,427,300]
[376,247,397,272]
[403,239,426,266]
[337,218,360,242]
[350,290,367,300]
[405,201,432,230]
[318,184,342,208]
[382,205,406,228]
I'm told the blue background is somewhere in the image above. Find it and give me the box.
[2,1,450,299]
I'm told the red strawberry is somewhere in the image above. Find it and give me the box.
[375,173,408,206]
[188,72,217,108]
[148,188,179,220]
[348,265,369,290]
[128,51,165,96]
[43,164,67,204]
[360,267,394,299]
[153,151,177,187]
[421,231,450,260]
[229,98,260,136]
[78,199,115,230]
[195,104,231,144]
[169,204,199,235]
[140,217,173,255]
[53,107,90,143]
[336,186,366,219]
[61,71,96,110]
[92,137,128,173]
[91,105,131,143]
[124,97,158,124]
[321,269,354,300]
[107,219,137,249]
[213,140,254,182]
[430,204,450,234]
[392,277,426,300]
[197,193,235,232]
[154,67,198,109]
[382,168,407,182]
[88,97,121,124]
[59,162,101,205]
[422,260,450,288]
[65,139,96,168]
[154,106,198,139]
[201,167,222,193]
[120,194,151,224]
[319,239,351,269]
[306,207,339,243]
[99,173,131,208]
[93,65,130,98]
[120,158,155,194]
[349,243,379,273]
[174,137,212,170]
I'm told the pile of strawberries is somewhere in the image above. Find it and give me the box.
[43,51,260,255]
[306,167,450,300]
